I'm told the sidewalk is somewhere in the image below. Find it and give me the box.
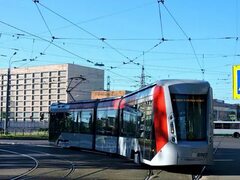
[0,139,49,145]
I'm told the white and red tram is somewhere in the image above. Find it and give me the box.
[49,79,213,166]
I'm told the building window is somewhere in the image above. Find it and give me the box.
[50,71,58,77]
[41,72,49,77]
[18,74,24,79]
[59,71,66,76]
[26,74,32,79]
[33,73,41,78]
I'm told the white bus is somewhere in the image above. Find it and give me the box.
[214,121,240,138]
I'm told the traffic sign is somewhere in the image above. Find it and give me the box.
[233,65,240,99]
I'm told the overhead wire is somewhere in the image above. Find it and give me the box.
[1,31,239,55]
[1,1,237,92]
[236,0,239,39]
[12,35,236,41]
[233,0,239,64]
[157,0,164,40]
[36,1,132,62]
[36,1,156,36]
[0,2,236,100]
[127,40,163,65]
[115,0,166,68]
[35,0,167,68]
[30,38,35,59]
[33,40,54,61]
[0,20,95,65]
[33,0,59,62]
[1,32,240,62]
[160,1,203,72]
[33,0,54,38]
[106,69,137,83]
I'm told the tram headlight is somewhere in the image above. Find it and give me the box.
[170,122,174,134]
[169,114,177,144]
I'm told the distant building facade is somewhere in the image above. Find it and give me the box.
[0,64,104,131]
[213,99,240,121]
[91,90,131,99]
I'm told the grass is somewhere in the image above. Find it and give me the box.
[0,130,48,140]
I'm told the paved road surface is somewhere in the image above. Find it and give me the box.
[0,137,239,179]
[203,136,240,180]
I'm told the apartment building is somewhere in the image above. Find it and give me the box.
[0,64,104,127]
[213,99,240,121]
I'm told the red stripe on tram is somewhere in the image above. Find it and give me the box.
[153,86,168,152]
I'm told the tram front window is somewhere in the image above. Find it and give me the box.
[171,94,207,141]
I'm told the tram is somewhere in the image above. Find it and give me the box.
[49,79,213,166]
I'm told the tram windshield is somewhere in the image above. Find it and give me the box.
[171,94,207,141]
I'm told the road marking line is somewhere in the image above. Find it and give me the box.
[214,159,234,162]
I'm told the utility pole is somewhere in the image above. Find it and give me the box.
[106,76,110,97]
[140,52,151,88]
[107,76,110,91]
[4,52,17,135]
[140,52,145,88]
[4,68,10,135]
[140,65,145,88]
[201,54,205,80]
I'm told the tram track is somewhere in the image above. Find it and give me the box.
[1,136,228,180]
[17,148,76,179]
[191,136,225,180]
[0,144,75,179]
[144,169,163,180]
[144,137,225,180]
[0,148,39,180]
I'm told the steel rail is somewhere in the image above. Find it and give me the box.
[0,148,39,180]
[192,136,224,180]
[21,149,75,179]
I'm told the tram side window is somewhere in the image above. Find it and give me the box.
[73,111,80,133]
[96,109,118,136]
[121,107,140,137]
[80,110,93,133]
[138,101,153,139]
[138,100,155,160]
[49,112,66,141]
[120,100,153,138]
[49,109,93,136]
[64,112,74,133]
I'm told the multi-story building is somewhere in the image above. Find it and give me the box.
[0,64,104,131]
[91,90,131,99]
[213,99,240,121]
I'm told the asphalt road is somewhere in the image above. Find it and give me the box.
[203,136,240,180]
[0,137,239,180]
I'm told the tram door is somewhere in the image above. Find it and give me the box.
[138,100,155,161]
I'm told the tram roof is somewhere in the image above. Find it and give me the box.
[50,79,210,107]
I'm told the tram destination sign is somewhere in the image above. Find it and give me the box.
[233,65,240,99]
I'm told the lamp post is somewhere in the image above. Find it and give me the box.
[4,52,27,134]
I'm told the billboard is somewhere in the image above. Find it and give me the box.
[233,65,240,99]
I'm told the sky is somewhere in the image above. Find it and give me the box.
[0,0,239,104]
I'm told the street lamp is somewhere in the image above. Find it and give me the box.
[4,52,27,134]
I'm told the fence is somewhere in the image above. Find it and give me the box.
[0,120,48,135]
